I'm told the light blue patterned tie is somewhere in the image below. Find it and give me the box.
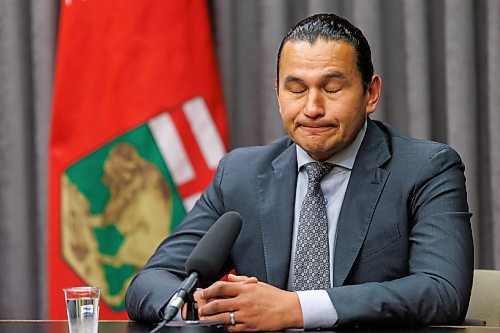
[293,162,334,291]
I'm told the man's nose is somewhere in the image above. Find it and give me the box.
[303,89,324,118]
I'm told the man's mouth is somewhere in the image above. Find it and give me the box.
[299,125,335,134]
[298,122,338,131]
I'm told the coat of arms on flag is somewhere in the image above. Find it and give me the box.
[59,96,225,310]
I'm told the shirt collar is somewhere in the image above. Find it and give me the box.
[296,120,367,171]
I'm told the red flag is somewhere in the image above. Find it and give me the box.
[49,0,228,319]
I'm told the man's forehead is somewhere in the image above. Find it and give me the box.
[282,38,355,55]
[279,39,357,73]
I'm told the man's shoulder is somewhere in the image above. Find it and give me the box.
[372,120,462,163]
[224,136,294,165]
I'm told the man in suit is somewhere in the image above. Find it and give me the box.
[125,13,473,330]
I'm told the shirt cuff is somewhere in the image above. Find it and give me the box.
[296,290,338,329]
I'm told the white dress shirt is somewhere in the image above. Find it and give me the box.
[287,121,367,329]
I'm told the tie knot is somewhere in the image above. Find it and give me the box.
[304,162,334,184]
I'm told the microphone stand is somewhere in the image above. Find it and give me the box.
[185,293,198,321]
[149,281,226,333]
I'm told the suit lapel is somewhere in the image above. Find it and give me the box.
[256,142,297,289]
[333,120,391,286]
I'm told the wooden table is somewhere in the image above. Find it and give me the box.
[1,321,500,333]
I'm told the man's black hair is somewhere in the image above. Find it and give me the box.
[277,13,374,92]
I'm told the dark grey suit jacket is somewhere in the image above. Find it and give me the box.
[125,119,473,327]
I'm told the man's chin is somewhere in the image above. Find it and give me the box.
[297,140,349,161]
[301,146,336,162]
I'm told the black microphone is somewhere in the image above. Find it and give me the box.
[159,211,243,326]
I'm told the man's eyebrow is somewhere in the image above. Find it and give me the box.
[283,72,347,85]
[322,71,347,80]
[283,76,304,85]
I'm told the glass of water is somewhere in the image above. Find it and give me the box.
[63,287,100,333]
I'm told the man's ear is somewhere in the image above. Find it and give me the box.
[275,79,282,113]
[365,74,382,115]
